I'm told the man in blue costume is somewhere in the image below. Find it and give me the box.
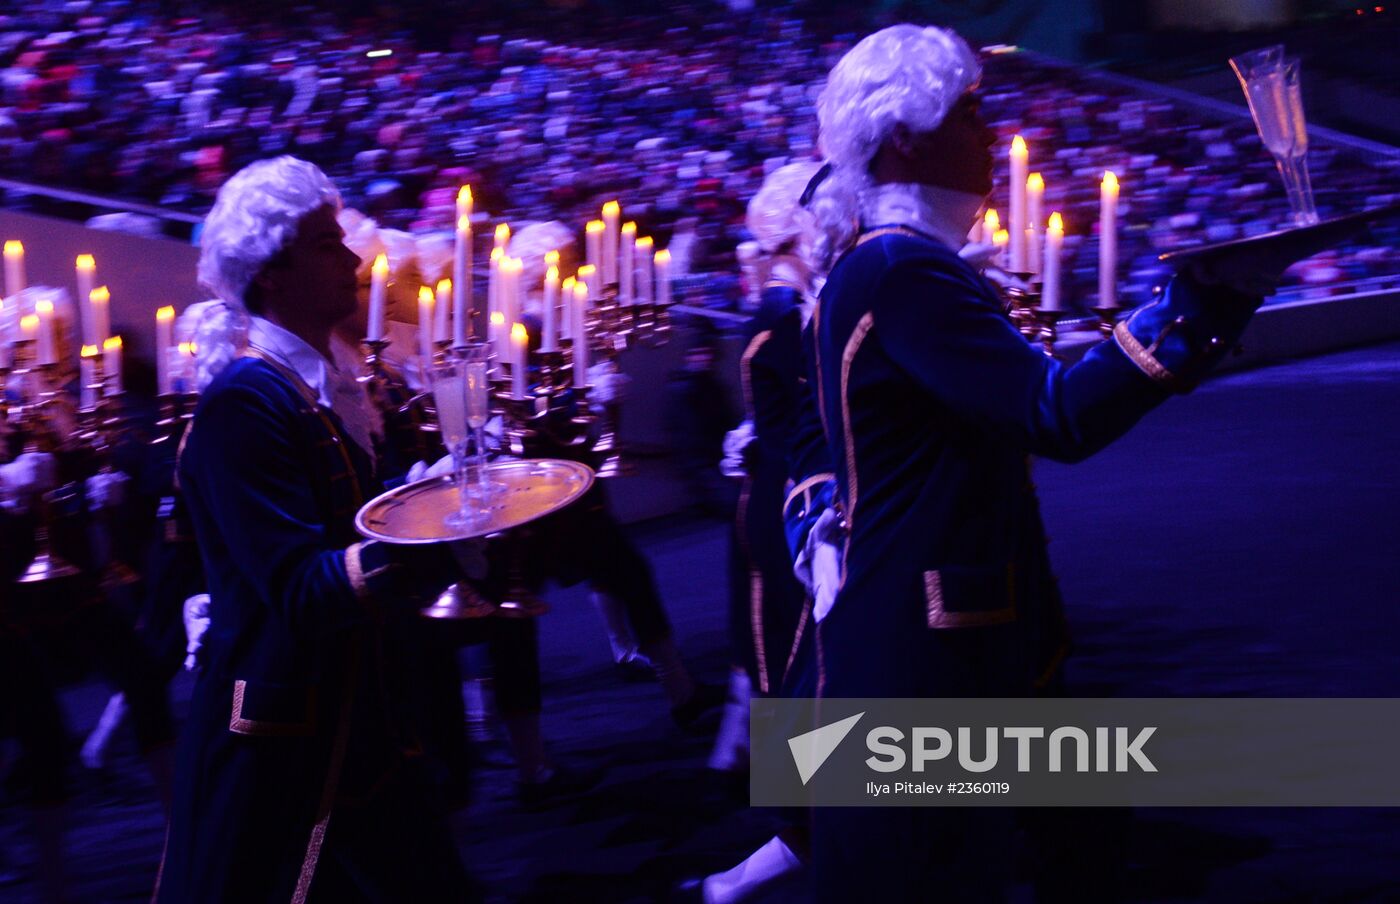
[154,157,477,903]
[805,25,1331,901]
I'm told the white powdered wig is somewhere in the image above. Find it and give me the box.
[197,156,341,308]
[177,300,247,392]
[745,159,823,255]
[811,25,981,266]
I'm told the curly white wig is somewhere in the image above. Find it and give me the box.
[810,25,981,266]
[176,299,247,392]
[197,156,341,308]
[745,160,823,254]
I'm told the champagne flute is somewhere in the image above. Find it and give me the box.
[460,342,505,501]
[1230,46,1319,227]
[431,358,479,528]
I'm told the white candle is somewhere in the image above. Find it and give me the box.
[585,220,604,278]
[4,241,25,298]
[655,249,672,306]
[992,229,1009,268]
[619,222,636,305]
[578,264,599,303]
[572,279,589,388]
[601,201,620,284]
[1026,173,1044,278]
[1008,136,1028,272]
[76,255,97,343]
[542,265,559,352]
[417,286,435,363]
[488,246,504,351]
[502,258,521,358]
[560,276,575,341]
[80,344,99,409]
[177,341,195,392]
[510,322,528,400]
[634,237,654,305]
[103,335,123,395]
[367,253,388,342]
[1042,212,1064,312]
[452,215,472,346]
[89,285,110,348]
[35,299,56,365]
[0,300,9,369]
[489,311,505,366]
[156,305,175,394]
[456,185,473,224]
[1099,171,1119,309]
[493,222,511,255]
[434,279,451,343]
[983,208,1000,242]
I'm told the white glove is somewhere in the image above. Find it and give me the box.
[406,454,455,483]
[0,451,58,514]
[588,360,630,405]
[958,240,1001,271]
[793,506,844,622]
[86,468,128,510]
[720,420,754,478]
[182,593,212,671]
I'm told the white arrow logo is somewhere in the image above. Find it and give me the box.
[788,712,865,785]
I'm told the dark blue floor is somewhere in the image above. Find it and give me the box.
[3,341,1399,902]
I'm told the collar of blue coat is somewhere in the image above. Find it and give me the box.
[246,316,334,410]
[860,182,984,253]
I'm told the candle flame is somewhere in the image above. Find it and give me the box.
[178,341,193,356]
[655,249,671,264]
[418,285,434,303]
[20,314,38,330]
[510,322,528,344]
[81,344,99,358]
[984,209,1001,233]
[371,253,389,276]
[545,250,559,266]
[574,281,588,299]
[457,185,472,205]
[546,265,559,282]
[1102,171,1118,190]
[494,223,510,246]
[77,254,96,270]
[1011,135,1026,155]
[91,285,110,304]
[993,229,1009,247]
[602,201,620,218]
[621,222,637,236]
[35,299,53,316]
[586,220,604,234]
[578,264,597,278]
[635,236,653,251]
[490,311,505,326]
[104,336,122,351]
[457,215,471,233]
[562,276,575,291]
[436,278,452,296]
[4,240,22,256]
[1027,172,1044,192]
[1048,212,1064,233]
[491,246,504,262]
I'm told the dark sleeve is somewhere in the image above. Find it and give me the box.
[874,260,1256,464]
[181,384,455,638]
[787,316,835,483]
[747,309,803,465]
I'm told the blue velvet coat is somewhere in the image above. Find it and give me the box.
[812,224,1255,699]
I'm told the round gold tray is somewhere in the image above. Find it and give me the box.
[355,459,595,543]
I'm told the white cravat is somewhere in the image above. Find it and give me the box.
[861,182,984,253]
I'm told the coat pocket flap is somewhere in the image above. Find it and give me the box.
[923,565,1017,629]
[229,679,317,737]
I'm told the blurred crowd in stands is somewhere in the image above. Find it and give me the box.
[0,0,1395,310]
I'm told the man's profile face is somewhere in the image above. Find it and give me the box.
[259,204,362,326]
[898,92,996,198]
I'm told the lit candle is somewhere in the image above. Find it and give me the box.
[1026,173,1044,277]
[456,185,473,224]
[1008,136,1028,272]
[578,264,598,303]
[654,249,672,306]
[156,305,175,394]
[572,279,590,388]
[1042,212,1064,312]
[510,322,528,400]
[585,220,604,277]
[634,236,654,304]
[177,341,195,392]
[4,241,25,298]
[35,298,56,365]
[619,222,637,305]
[20,313,38,345]
[417,285,435,363]
[80,344,99,409]
[601,201,620,284]
[1099,171,1119,309]
[488,246,504,347]
[0,300,9,369]
[434,278,451,343]
[367,253,388,342]
[76,255,98,343]
[542,265,559,352]
[489,310,505,365]
[452,215,472,346]
[501,258,521,359]
[89,285,110,348]
[992,229,1009,268]
[983,208,1001,241]
[494,222,511,253]
[545,249,559,270]
[560,276,575,341]
[103,335,123,395]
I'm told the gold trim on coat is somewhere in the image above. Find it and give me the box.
[739,329,772,419]
[922,570,1018,629]
[228,680,317,737]
[1112,320,1179,389]
[837,312,876,589]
